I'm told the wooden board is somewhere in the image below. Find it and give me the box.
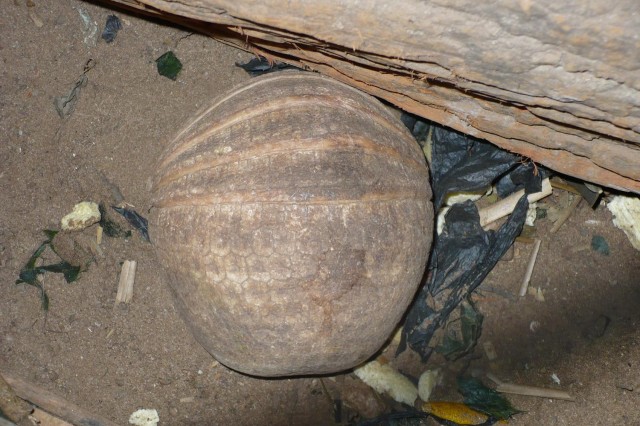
[101,0,640,193]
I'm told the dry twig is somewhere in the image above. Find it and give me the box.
[487,373,574,401]
[519,239,542,297]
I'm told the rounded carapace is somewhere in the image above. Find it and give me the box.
[151,71,433,376]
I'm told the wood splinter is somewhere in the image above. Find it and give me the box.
[115,260,136,305]
[519,238,542,297]
[487,373,575,401]
[479,178,552,228]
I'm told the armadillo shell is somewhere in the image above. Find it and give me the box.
[151,71,433,376]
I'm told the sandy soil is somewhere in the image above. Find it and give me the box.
[1,1,639,425]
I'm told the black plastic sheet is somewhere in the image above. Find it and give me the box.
[102,15,122,43]
[235,56,299,76]
[398,118,540,362]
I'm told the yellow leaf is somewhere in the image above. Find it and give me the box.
[422,401,490,425]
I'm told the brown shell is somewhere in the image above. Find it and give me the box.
[151,71,433,376]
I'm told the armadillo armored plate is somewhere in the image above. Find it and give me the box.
[151,71,433,376]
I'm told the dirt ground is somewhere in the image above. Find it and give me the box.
[1,1,639,425]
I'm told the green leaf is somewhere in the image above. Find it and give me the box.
[17,268,39,285]
[40,262,81,283]
[24,242,48,271]
[156,51,182,80]
[435,298,483,360]
[457,376,521,420]
[591,235,610,255]
[43,229,59,242]
[15,235,81,310]
[15,279,49,311]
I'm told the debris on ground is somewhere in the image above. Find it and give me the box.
[591,235,610,255]
[477,179,552,228]
[115,260,137,305]
[15,231,82,310]
[54,74,88,118]
[457,376,520,421]
[519,238,542,297]
[422,401,493,425]
[60,201,101,231]
[354,360,418,406]
[75,7,98,46]
[527,286,545,302]
[606,194,640,251]
[417,369,441,401]
[102,15,123,43]
[486,373,574,401]
[128,408,159,426]
[99,203,131,239]
[112,205,150,242]
[398,120,541,362]
[357,410,431,426]
[235,55,299,76]
[54,59,96,118]
[26,0,43,27]
[435,299,484,361]
[155,51,182,80]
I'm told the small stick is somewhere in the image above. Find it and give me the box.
[550,195,582,234]
[479,178,552,227]
[550,178,581,195]
[497,382,575,401]
[519,238,542,297]
[486,373,574,401]
[115,260,136,304]
[2,371,119,426]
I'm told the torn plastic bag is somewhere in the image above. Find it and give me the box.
[495,161,548,199]
[428,123,521,210]
[398,197,528,361]
[397,119,539,362]
[235,56,299,76]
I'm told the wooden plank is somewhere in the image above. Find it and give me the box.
[99,0,640,193]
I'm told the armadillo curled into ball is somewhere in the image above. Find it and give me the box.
[150,71,433,377]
